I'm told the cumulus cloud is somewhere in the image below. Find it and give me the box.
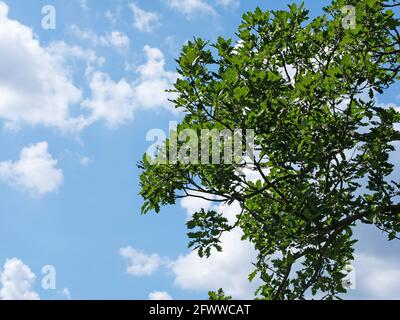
[121,191,259,298]
[119,246,163,276]
[105,10,117,25]
[134,46,179,110]
[122,200,259,299]
[129,3,160,32]
[79,0,88,10]
[82,72,136,127]
[148,291,173,300]
[0,2,179,132]
[180,191,216,218]
[177,194,400,299]
[167,0,239,16]
[171,230,258,299]
[83,45,179,127]
[106,31,130,52]
[0,2,83,131]
[353,253,400,299]
[69,25,130,52]
[0,258,39,300]
[0,142,63,197]
[47,41,105,68]
[216,0,239,8]
[172,201,259,299]
[80,156,92,166]
[167,0,216,17]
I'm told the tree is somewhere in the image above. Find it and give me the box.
[139,0,400,299]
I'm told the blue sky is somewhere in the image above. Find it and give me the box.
[0,0,399,300]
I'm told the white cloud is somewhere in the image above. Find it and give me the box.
[0,2,83,131]
[122,202,258,299]
[167,0,239,16]
[107,31,130,52]
[120,194,258,298]
[80,156,92,166]
[172,201,259,299]
[121,235,258,299]
[69,25,130,52]
[167,0,216,17]
[119,246,163,276]
[0,2,178,132]
[148,291,173,300]
[79,0,88,10]
[105,10,117,25]
[82,72,136,127]
[0,258,39,300]
[83,45,179,127]
[141,158,263,299]
[129,3,160,32]
[180,191,216,218]
[215,0,239,8]
[171,229,258,299]
[354,253,400,299]
[47,41,105,68]
[0,142,63,197]
[3,121,21,133]
[134,46,179,110]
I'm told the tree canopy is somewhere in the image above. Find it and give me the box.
[139,0,400,299]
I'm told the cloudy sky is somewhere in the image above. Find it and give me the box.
[0,0,399,300]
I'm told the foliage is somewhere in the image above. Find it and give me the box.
[208,289,233,300]
[139,0,400,299]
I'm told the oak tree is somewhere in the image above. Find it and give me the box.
[139,0,400,299]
